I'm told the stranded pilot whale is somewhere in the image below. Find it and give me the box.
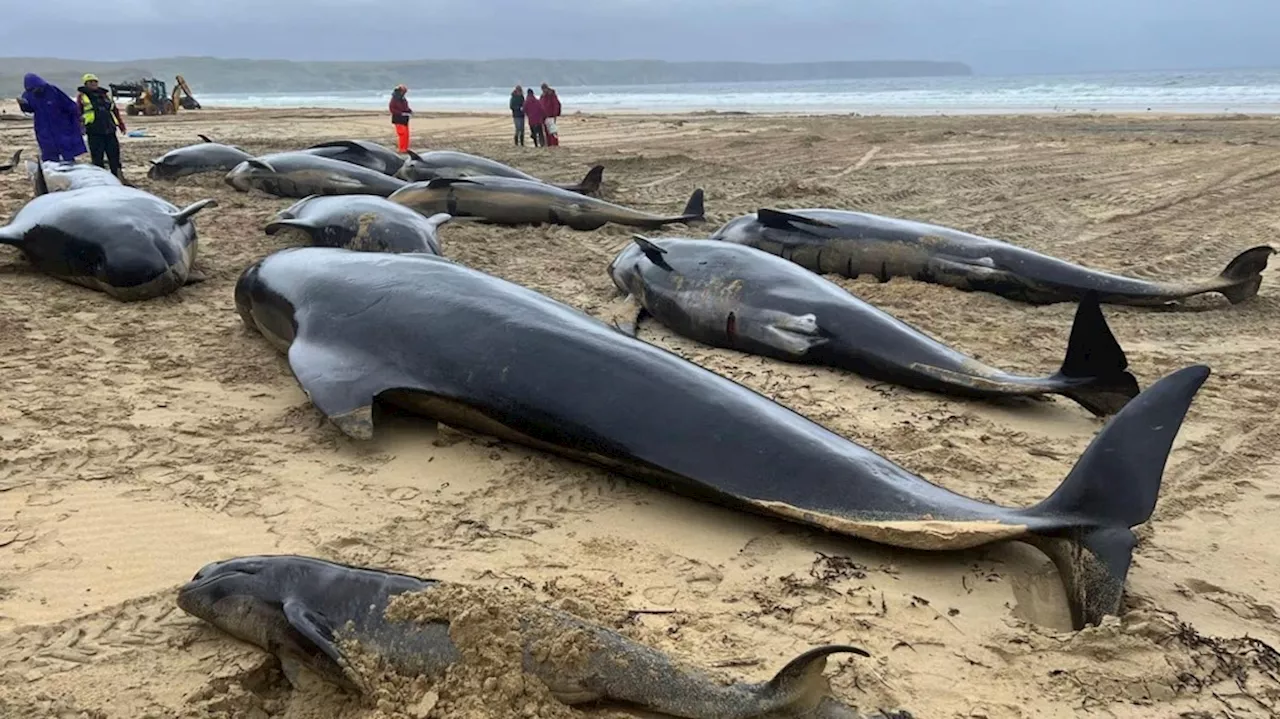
[234,246,1211,629]
[0,159,216,300]
[24,158,121,193]
[266,194,451,254]
[225,152,408,198]
[300,139,407,177]
[177,554,904,718]
[396,149,605,195]
[147,134,254,180]
[388,176,704,231]
[608,236,1140,416]
[711,208,1276,307]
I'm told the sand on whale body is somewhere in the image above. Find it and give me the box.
[0,104,1278,718]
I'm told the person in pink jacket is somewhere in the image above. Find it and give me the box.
[540,83,562,146]
[522,89,546,147]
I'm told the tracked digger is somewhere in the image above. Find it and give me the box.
[108,75,202,116]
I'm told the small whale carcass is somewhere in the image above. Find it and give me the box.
[0,160,216,300]
[225,152,408,198]
[711,207,1276,307]
[266,194,451,254]
[396,149,604,195]
[388,176,703,231]
[148,134,254,180]
[608,236,1140,416]
[300,139,407,176]
[177,555,903,718]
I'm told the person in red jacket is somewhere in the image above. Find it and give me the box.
[523,89,546,147]
[540,83,562,146]
[389,84,412,152]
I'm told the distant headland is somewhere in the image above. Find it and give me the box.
[0,56,972,96]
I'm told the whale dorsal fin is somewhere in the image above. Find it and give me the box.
[756,208,838,233]
[425,177,479,190]
[198,134,215,143]
[405,149,424,162]
[246,158,276,172]
[630,235,673,271]
[310,140,373,153]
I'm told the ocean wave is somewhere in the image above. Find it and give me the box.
[196,69,1280,114]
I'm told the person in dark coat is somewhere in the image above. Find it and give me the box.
[509,85,526,146]
[75,74,127,179]
[523,89,546,147]
[16,73,87,163]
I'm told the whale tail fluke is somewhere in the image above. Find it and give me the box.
[1215,245,1275,304]
[1053,290,1141,416]
[1026,364,1210,630]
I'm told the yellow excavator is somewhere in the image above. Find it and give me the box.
[108,75,202,116]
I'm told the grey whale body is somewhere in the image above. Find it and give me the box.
[711,207,1276,307]
[234,246,1211,629]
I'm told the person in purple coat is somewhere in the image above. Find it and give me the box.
[16,73,87,163]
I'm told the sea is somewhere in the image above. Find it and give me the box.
[196,68,1280,115]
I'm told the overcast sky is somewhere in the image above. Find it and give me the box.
[2,0,1278,75]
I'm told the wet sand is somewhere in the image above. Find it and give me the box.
[1,106,1278,718]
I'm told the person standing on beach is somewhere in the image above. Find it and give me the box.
[510,85,526,146]
[17,72,87,163]
[389,85,412,153]
[540,83,562,147]
[523,89,546,147]
[75,74,126,179]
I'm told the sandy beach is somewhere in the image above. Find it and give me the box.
[1,105,1278,718]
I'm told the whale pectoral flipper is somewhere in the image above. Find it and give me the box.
[281,599,345,669]
[286,334,439,440]
[280,598,367,691]
[734,308,829,357]
[603,294,648,337]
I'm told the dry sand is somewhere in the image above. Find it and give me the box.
[1,105,1279,718]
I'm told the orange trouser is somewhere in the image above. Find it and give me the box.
[395,123,410,152]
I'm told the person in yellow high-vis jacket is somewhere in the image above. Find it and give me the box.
[75,74,127,179]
